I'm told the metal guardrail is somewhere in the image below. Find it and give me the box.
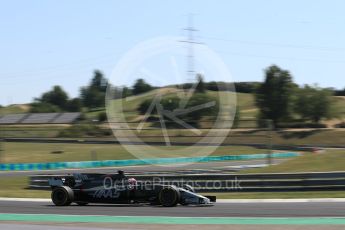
[29,171,345,193]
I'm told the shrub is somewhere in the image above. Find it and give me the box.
[132,79,153,95]
[98,112,107,122]
[335,122,345,128]
[276,122,327,129]
[30,102,61,113]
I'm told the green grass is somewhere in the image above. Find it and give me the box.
[2,142,135,163]
[1,125,345,146]
[0,125,67,138]
[0,177,49,198]
[271,129,345,146]
[128,129,345,146]
[1,142,269,163]
[243,150,345,173]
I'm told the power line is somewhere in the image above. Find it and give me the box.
[202,36,345,52]
[215,50,345,63]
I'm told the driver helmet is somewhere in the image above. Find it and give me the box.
[128,177,137,186]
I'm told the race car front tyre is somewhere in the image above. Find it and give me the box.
[159,186,180,207]
[51,186,74,206]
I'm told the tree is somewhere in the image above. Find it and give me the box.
[30,85,83,113]
[30,85,74,113]
[195,74,206,93]
[255,65,295,125]
[335,87,345,96]
[30,102,61,113]
[294,85,333,123]
[65,98,82,112]
[122,86,132,98]
[40,86,68,109]
[234,82,260,93]
[205,81,260,93]
[80,87,105,108]
[80,70,107,108]
[206,81,219,91]
[90,70,107,92]
[132,79,152,95]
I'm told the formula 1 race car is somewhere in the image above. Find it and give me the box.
[48,171,216,207]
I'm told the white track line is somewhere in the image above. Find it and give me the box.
[0,198,50,202]
[217,198,345,203]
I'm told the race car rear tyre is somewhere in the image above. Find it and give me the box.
[51,186,74,206]
[159,186,180,207]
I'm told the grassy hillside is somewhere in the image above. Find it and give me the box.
[0,104,29,115]
[106,89,345,124]
[243,149,345,173]
[108,88,257,124]
[207,91,257,118]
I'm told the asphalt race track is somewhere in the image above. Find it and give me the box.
[0,200,344,217]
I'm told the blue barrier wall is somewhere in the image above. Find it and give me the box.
[0,152,299,171]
